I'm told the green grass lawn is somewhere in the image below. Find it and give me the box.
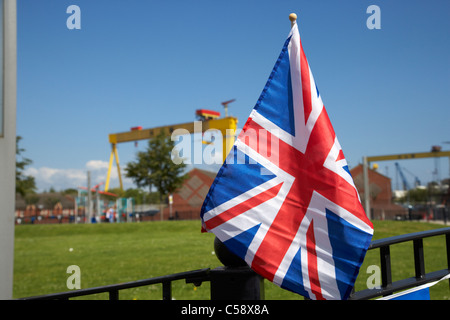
[13,220,450,300]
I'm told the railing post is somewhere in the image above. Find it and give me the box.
[380,246,392,294]
[109,289,119,300]
[162,281,172,300]
[413,239,425,279]
[210,237,264,300]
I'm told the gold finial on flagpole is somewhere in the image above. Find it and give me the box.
[289,13,297,27]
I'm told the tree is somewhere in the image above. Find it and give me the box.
[16,136,36,197]
[120,188,160,205]
[62,188,79,197]
[125,131,187,219]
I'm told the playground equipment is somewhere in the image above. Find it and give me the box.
[78,181,119,223]
[105,105,238,191]
[77,183,134,223]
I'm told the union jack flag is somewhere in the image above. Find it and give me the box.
[201,21,373,300]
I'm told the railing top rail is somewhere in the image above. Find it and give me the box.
[19,268,210,300]
[369,226,450,249]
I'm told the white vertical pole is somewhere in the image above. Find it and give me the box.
[127,197,133,223]
[169,194,173,219]
[74,195,78,224]
[87,171,92,223]
[96,188,100,222]
[116,198,120,223]
[0,0,17,300]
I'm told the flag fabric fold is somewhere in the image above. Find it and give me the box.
[201,21,373,300]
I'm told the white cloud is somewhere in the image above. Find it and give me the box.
[25,160,133,192]
[86,160,110,171]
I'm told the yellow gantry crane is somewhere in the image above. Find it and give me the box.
[362,147,450,217]
[105,106,238,192]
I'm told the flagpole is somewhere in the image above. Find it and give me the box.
[289,13,297,27]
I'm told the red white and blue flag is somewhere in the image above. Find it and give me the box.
[201,21,374,300]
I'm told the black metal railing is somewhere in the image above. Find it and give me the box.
[19,227,450,300]
[19,268,211,300]
[349,226,450,300]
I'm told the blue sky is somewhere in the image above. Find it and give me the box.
[17,0,450,191]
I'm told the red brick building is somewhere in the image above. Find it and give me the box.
[163,168,216,220]
[350,164,406,220]
[15,192,77,224]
